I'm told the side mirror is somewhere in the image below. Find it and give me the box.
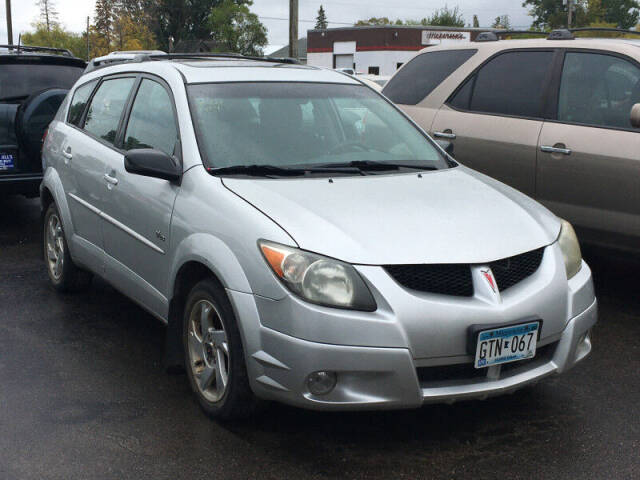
[435,139,454,157]
[124,149,181,182]
[631,103,640,129]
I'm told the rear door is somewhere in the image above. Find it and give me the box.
[100,76,181,317]
[54,76,136,274]
[430,50,556,197]
[537,50,640,251]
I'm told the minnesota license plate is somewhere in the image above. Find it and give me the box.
[474,321,539,369]
[0,153,15,170]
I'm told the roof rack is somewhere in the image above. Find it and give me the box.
[0,44,74,56]
[85,51,300,73]
[475,27,640,42]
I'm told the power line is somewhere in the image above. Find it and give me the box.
[260,16,353,25]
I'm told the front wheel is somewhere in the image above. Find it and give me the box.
[183,278,257,420]
[43,203,92,292]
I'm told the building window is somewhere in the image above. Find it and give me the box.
[397,63,404,69]
[368,66,380,75]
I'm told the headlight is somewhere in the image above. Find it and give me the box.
[557,219,582,280]
[259,240,377,311]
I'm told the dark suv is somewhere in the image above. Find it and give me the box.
[0,45,85,197]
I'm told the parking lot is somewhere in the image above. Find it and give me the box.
[0,196,636,480]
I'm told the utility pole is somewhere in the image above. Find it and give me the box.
[567,0,573,28]
[86,16,90,60]
[289,0,298,59]
[5,0,13,45]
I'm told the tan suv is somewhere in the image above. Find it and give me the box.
[383,30,640,254]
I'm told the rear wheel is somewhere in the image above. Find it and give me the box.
[43,203,92,292]
[183,278,257,420]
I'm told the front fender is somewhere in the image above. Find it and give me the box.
[168,233,253,296]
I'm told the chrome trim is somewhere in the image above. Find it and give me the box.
[68,192,165,255]
[68,192,101,215]
[101,211,165,254]
[540,145,572,155]
[433,131,457,139]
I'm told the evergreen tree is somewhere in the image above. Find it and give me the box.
[473,14,480,27]
[94,0,116,47]
[315,5,328,29]
[36,0,59,32]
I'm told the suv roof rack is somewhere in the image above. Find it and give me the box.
[85,51,301,73]
[474,27,640,43]
[0,44,74,56]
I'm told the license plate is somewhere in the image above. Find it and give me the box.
[0,153,15,171]
[474,321,539,369]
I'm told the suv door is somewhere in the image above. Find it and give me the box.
[101,77,181,317]
[537,51,640,251]
[56,76,135,272]
[430,50,556,197]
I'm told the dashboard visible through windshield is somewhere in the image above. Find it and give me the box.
[187,82,450,176]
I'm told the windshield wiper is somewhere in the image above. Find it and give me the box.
[207,164,363,177]
[314,160,439,172]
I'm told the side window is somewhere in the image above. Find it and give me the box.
[558,52,640,129]
[457,51,554,118]
[382,49,477,105]
[124,79,179,155]
[67,80,97,127]
[83,77,135,145]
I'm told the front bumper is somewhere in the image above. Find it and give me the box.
[229,285,597,411]
[229,244,597,410]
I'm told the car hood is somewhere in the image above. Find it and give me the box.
[222,166,561,265]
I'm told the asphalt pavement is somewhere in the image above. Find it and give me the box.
[0,196,638,480]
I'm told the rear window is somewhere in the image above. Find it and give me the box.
[382,50,477,105]
[0,62,84,100]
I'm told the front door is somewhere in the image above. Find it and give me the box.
[431,50,556,198]
[100,77,181,318]
[537,51,640,251]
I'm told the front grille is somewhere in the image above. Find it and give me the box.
[384,263,473,297]
[489,248,544,292]
[384,248,544,297]
[416,342,557,385]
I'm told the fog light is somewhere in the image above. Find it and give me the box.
[306,371,337,395]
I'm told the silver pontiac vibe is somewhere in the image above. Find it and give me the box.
[41,53,597,420]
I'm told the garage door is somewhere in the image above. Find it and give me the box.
[334,54,354,69]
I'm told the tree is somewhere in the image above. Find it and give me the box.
[37,0,59,32]
[426,6,465,27]
[473,14,480,27]
[355,17,392,26]
[603,0,640,29]
[22,23,86,58]
[94,0,116,47]
[492,14,512,29]
[315,5,328,30]
[209,0,267,56]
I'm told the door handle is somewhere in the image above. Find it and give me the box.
[541,145,571,155]
[433,131,456,140]
[62,147,73,162]
[103,173,118,186]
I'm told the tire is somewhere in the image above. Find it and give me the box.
[182,278,257,420]
[43,203,92,292]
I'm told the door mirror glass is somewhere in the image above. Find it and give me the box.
[124,149,181,182]
[631,103,640,129]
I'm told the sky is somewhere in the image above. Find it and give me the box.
[1,1,533,53]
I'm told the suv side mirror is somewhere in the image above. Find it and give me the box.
[631,103,640,129]
[124,149,181,182]
[435,139,454,157]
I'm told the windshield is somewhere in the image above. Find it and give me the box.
[0,63,84,100]
[187,82,449,175]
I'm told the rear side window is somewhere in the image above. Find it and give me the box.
[449,51,554,118]
[67,81,96,127]
[558,52,640,129]
[382,50,477,105]
[124,79,179,156]
[83,77,135,145]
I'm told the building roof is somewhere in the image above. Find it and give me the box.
[269,38,307,59]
